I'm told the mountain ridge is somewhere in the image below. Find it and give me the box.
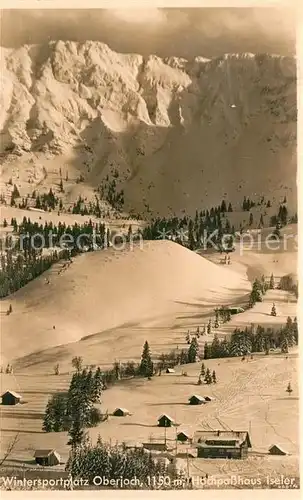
[0,41,296,216]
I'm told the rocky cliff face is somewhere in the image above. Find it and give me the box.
[0,41,297,215]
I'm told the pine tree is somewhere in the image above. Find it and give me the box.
[211,334,221,358]
[139,341,153,377]
[292,317,298,344]
[53,394,68,432]
[212,370,217,384]
[279,205,288,226]
[59,179,64,192]
[272,222,281,240]
[270,303,277,316]
[67,413,87,448]
[260,274,267,294]
[3,219,8,228]
[250,279,263,305]
[92,367,103,403]
[204,368,212,384]
[204,342,210,360]
[269,273,275,289]
[207,318,212,335]
[249,212,253,226]
[185,331,191,344]
[10,185,20,206]
[242,196,248,211]
[214,312,219,328]
[188,337,199,363]
[54,363,60,375]
[259,214,264,227]
[227,202,233,212]
[188,220,195,250]
[42,394,68,432]
[264,337,270,355]
[221,200,227,213]
[286,382,293,396]
[72,356,83,372]
[280,335,289,354]
[200,362,206,377]
[42,399,55,432]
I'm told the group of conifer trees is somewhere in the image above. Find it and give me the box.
[198,363,217,385]
[141,202,235,251]
[0,243,67,298]
[43,367,104,438]
[65,438,184,489]
[203,316,297,359]
[0,217,110,298]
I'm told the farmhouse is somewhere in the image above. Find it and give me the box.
[124,441,143,450]
[143,442,167,451]
[166,368,175,374]
[177,431,191,442]
[194,430,252,459]
[1,390,22,405]
[158,414,175,427]
[269,444,288,456]
[188,395,206,405]
[113,407,130,417]
[34,449,61,466]
[227,307,245,315]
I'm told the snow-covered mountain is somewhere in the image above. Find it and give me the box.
[0,41,297,215]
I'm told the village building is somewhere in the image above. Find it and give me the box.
[113,407,130,417]
[268,444,288,456]
[176,431,191,442]
[227,307,245,315]
[157,414,175,427]
[1,390,22,405]
[188,395,206,405]
[166,368,175,374]
[143,442,168,451]
[124,441,143,450]
[34,449,61,466]
[194,430,252,459]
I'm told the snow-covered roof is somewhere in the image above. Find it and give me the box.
[2,390,21,399]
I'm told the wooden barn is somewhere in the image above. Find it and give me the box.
[269,444,288,456]
[227,307,245,315]
[194,430,252,459]
[158,414,174,427]
[1,390,22,405]
[166,368,175,374]
[113,407,130,417]
[143,442,167,451]
[176,431,191,443]
[188,395,206,405]
[34,449,61,466]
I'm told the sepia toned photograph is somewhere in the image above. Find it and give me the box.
[0,4,299,493]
